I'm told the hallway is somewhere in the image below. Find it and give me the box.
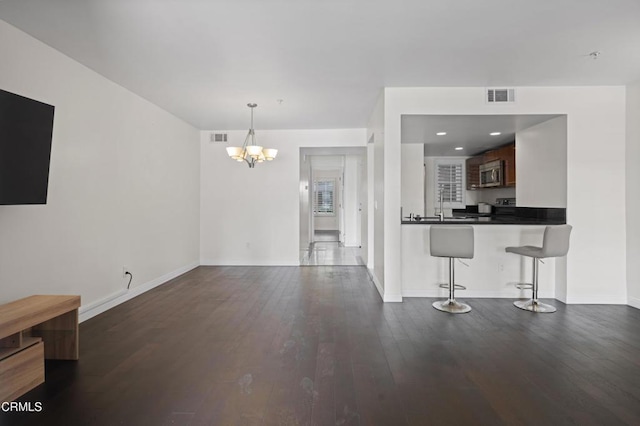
[300,231,364,266]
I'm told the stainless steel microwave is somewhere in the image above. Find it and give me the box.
[479,160,503,188]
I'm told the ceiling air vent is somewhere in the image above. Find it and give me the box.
[210,133,228,143]
[486,88,515,103]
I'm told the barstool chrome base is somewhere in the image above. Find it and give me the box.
[513,299,556,313]
[432,299,472,314]
[438,283,466,290]
[514,282,533,290]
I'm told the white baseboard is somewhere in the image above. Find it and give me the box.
[79,262,199,323]
[555,293,568,304]
[402,289,555,299]
[365,268,402,302]
[78,288,128,322]
[565,294,627,305]
[200,259,299,266]
[367,268,385,301]
[628,296,640,310]
[383,293,403,302]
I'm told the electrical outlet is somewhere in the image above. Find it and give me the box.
[498,264,504,272]
[122,266,128,278]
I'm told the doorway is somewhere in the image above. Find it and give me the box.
[299,148,367,266]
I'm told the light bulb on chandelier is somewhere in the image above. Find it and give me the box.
[226,103,278,168]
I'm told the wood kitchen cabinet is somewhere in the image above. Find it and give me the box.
[482,149,500,163]
[467,142,516,189]
[466,155,483,190]
[498,143,516,186]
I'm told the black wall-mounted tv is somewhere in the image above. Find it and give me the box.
[0,89,55,205]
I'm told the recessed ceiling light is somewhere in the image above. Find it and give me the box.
[455,147,464,151]
[436,132,447,136]
[490,132,501,136]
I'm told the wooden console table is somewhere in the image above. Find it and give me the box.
[0,295,80,401]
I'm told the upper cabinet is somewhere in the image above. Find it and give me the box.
[481,149,501,163]
[466,156,483,190]
[466,142,516,189]
[499,143,516,186]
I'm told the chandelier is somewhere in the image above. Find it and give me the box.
[226,103,277,168]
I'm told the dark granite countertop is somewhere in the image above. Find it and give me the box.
[402,216,565,225]
[401,207,566,225]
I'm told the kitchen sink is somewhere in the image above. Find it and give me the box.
[417,216,479,222]
[404,215,488,222]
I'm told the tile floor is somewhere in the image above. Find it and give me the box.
[300,230,365,266]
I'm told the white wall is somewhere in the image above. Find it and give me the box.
[516,116,567,207]
[200,129,366,265]
[382,86,627,304]
[424,157,441,216]
[299,152,312,249]
[401,144,424,217]
[0,21,201,310]
[358,153,368,262]
[367,93,386,298]
[343,155,360,247]
[367,140,375,270]
[627,80,640,309]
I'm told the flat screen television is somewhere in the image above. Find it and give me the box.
[0,89,55,205]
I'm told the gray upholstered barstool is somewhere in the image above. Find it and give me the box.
[431,225,474,314]
[506,224,572,313]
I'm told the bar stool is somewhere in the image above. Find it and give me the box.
[505,225,572,313]
[431,225,474,314]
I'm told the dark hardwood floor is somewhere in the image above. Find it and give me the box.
[3,266,640,425]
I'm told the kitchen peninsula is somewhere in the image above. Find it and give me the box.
[401,202,567,299]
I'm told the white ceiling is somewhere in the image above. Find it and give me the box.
[402,114,562,156]
[1,0,639,130]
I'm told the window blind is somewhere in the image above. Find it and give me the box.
[314,179,335,215]
[435,160,464,206]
